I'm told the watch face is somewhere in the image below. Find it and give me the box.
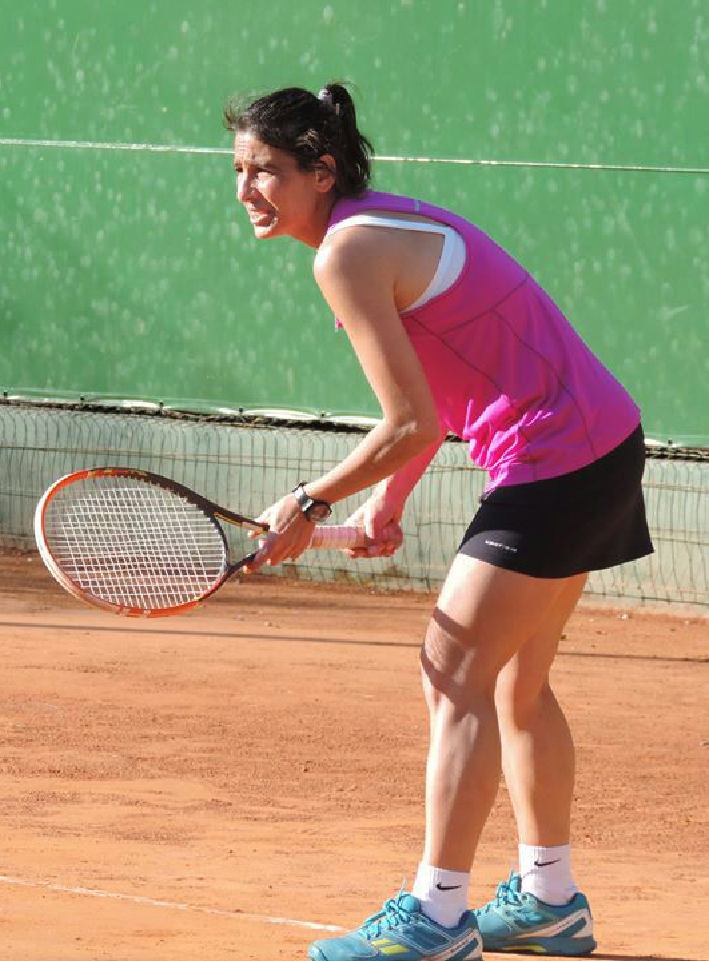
[306,502,331,522]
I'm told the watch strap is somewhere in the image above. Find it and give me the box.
[292,482,332,520]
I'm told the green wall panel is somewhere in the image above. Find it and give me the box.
[2,0,708,442]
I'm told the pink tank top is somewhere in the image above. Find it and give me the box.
[327,190,641,490]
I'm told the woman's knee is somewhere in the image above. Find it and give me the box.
[495,669,553,725]
[420,615,501,711]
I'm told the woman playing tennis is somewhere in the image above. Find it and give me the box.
[226,83,653,961]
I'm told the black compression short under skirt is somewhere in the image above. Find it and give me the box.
[459,424,654,579]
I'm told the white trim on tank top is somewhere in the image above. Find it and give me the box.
[325,213,466,311]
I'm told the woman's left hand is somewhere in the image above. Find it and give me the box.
[342,487,405,559]
[241,493,315,573]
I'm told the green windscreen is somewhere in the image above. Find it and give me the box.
[2,0,707,444]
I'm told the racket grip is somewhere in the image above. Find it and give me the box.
[310,525,367,550]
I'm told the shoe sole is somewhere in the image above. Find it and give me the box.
[309,935,483,961]
[482,934,597,955]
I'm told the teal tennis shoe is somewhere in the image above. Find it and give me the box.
[309,892,482,961]
[475,872,596,955]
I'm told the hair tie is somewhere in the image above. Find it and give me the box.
[317,87,340,116]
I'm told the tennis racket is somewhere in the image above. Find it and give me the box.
[34,468,366,618]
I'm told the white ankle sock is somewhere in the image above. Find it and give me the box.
[412,863,469,928]
[518,843,577,906]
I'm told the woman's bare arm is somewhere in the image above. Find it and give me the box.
[305,225,442,504]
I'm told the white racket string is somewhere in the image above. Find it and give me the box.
[43,477,227,609]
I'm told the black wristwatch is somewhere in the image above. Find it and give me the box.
[292,483,332,522]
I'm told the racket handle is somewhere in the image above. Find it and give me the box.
[310,524,367,550]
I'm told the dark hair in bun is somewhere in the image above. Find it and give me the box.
[224,82,373,196]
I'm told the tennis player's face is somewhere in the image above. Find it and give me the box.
[234,131,333,245]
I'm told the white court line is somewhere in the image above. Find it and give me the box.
[1,137,708,175]
[0,874,346,933]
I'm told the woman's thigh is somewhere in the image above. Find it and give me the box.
[422,556,585,700]
[494,573,587,711]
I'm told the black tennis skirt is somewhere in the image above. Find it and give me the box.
[459,424,654,579]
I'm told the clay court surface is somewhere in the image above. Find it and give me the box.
[0,554,707,961]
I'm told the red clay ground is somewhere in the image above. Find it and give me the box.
[0,554,707,961]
